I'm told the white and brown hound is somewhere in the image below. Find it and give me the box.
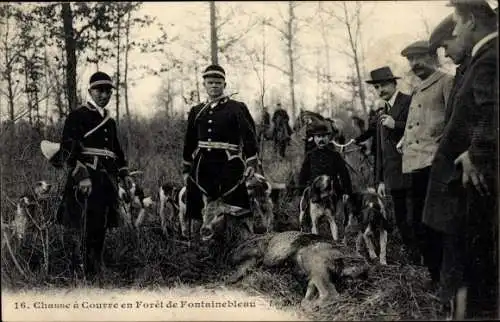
[13,180,54,240]
[118,177,155,229]
[245,173,275,233]
[355,187,390,265]
[158,182,188,237]
[299,175,345,242]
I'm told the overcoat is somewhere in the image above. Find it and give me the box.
[423,38,498,234]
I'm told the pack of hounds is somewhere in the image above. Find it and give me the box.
[6,163,393,307]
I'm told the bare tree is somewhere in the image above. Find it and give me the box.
[324,1,371,117]
[210,1,218,65]
[263,1,301,120]
[242,18,268,111]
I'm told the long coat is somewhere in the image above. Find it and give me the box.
[375,92,412,191]
[56,103,129,230]
[423,38,498,234]
[183,97,259,220]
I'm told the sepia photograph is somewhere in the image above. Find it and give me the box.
[1,0,498,321]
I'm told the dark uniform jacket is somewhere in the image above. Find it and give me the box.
[298,144,353,197]
[423,38,498,234]
[375,92,412,191]
[56,103,129,230]
[183,97,258,219]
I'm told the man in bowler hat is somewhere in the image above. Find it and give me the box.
[366,66,416,262]
[55,71,133,283]
[182,65,259,239]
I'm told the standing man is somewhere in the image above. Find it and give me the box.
[425,0,498,318]
[54,71,133,282]
[424,13,473,318]
[398,40,454,289]
[183,65,259,234]
[260,106,271,141]
[365,66,415,262]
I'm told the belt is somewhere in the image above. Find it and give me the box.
[81,147,117,159]
[197,141,240,152]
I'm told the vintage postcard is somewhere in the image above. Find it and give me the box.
[1,0,498,321]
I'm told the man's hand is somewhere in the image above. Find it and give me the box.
[342,194,349,203]
[396,138,404,154]
[375,99,388,110]
[244,166,255,179]
[123,175,134,191]
[377,182,386,197]
[182,173,189,186]
[380,114,395,129]
[78,178,92,196]
[454,151,489,196]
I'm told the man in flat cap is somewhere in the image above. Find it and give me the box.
[365,66,415,262]
[182,64,259,240]
[55,71,133,283]
[425,0,498,318]
[398,40,454,292]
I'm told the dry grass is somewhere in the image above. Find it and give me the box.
[1,113,443,320]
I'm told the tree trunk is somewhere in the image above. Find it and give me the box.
[4,10,16,122]
[24,58,32,126]
[210,1,218,65]
[343,2,367,116]
[61,3,77,112]
[115,11,121,126]
[260,21,266,109]
[94,27,100,71]
[194,63,200,103]
[124,10,131,124]
[287,1,296,121]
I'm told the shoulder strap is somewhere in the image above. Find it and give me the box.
[83,104,112,139]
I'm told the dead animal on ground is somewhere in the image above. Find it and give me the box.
[199,199,369,307]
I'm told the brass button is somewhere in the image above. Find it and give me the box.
[208,120,213,123]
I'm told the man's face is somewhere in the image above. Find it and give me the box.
[452,9,474,50]
[313,134,330,147]
[89,86,112,107]
[373,81,396,101]
[203,77,225,98]
[406,52,435,80]
[442,33,469,64]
